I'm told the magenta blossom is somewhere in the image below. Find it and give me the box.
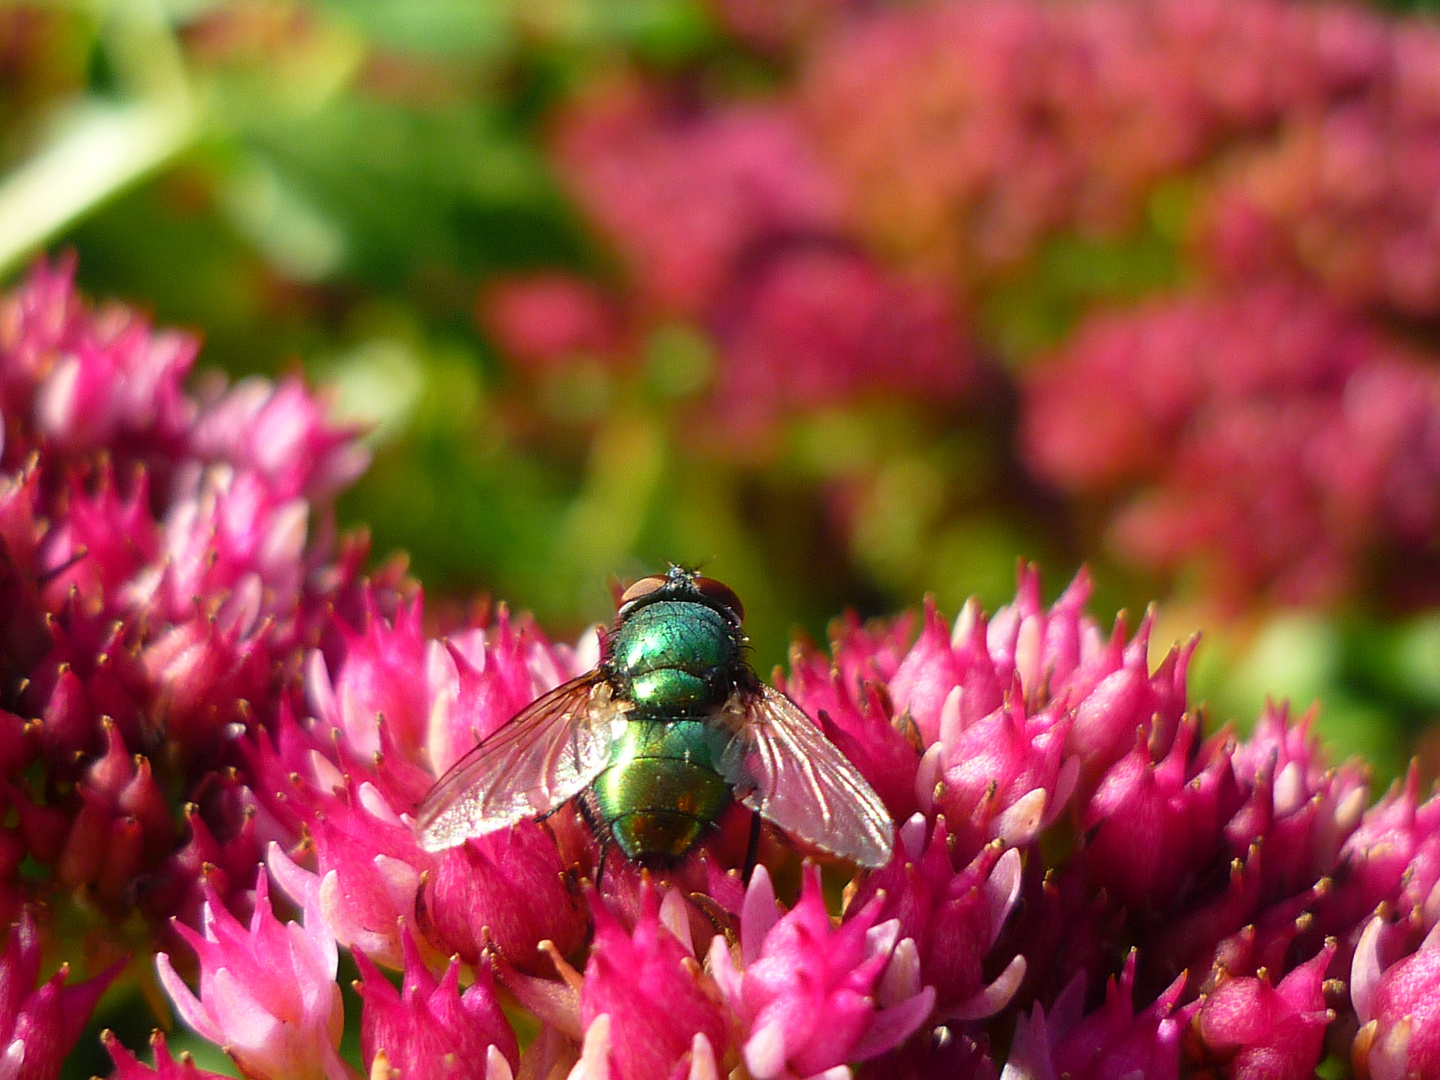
[0,910,120,1080]
[547,80,975,446]
[478,273,626,374]
[0,258,377,944]
[803,0,1386,291]
[355,926,517,1080]
[102,1031,233,1079]
[1353,915,1440,1079]
[1199,26,1440,318]
[11,253,1440,1080]
[1193,941,1336,1080]
[1081,715,1240,910]
[848,815,1026,1019]
[1002,954,1192,1080]
[156,876,350,1080]
[266,783,431,969]
[1023,286,1440,605]
[709,865,935,1079]
[708,244,972,441]
[553,81,841,318]
[419,822,587,972]
[576,883,732,1080]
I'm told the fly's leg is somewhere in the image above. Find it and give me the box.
[594,837,612,894]
[573,789,612,892]
[742,810,762,885]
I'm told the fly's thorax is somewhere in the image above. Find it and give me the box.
[606,599,743,713]
[593,718,734,862]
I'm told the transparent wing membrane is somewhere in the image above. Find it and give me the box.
[414,674,628,852]
[720,685,894,868]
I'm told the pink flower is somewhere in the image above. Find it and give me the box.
[0,259,375,941]
[1193,941,1336,1080]
[553,81,841,317]
[924,694,1076,859]
[0,910,120,1080]
[1314,771,1435,942]
[308,592,431,766]
[187,375,368,501]
[302,598,591,809]
[156,876,350,1080]
[266,782,430,969]
[578,883,732,1080]
[1023,286,1440,605]
[802,0,1386,290]
[710,865,935,1078]
[1,255,195,463]
[419,822,586,972]
[1353,917,1440,1080]
[1199,26,1440,318]
[102,1030,233,1079]
[47,719,172,907]
[478,274,625,373]
[780,634,922,822]
[10,233,1440,1080]
[1001,954,1191,1080]
[355,926,517,1080]
[1081,716,1241,910]
[425,612,595,778]
[888,569,1190,781]
[708,245,973,441]
[848,815,1026,1019]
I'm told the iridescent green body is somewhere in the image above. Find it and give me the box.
[592,599,746,861]
[414,567,896,872]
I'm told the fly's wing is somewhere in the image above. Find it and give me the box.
[414,673,628,852]
[718,685,894,868]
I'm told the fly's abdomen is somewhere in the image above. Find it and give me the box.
[608,600,738,712]
[593,719,731,861]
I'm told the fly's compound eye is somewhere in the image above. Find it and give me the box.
[618,574,670,613]
[693,576,744,623]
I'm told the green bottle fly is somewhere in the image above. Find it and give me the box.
[414,566,896,874]
[591,598,743,861]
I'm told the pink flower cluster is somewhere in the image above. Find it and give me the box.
[776,566,1440,1077]
[0,258,376,1076]
[801,0,1387,290]
[1199,26,1440,318]
[7,265,1439,1079]
[489,0,1440,612]
[785,0,1440,607]
[134,545,1440,1080]
[1023,286,1440,604]
[481,80,975,443]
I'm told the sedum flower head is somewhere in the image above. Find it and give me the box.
[846,817,1025,1019]
[1353,918,1440,1080]
[19,247,1440,1080]
[801,0,1391,292]
[544,78,975,445]
[0,910,119,1080]
[0,258,377,947]
[710,865,935,1079]
[1023,286,1440,605]
[1002,954,1193,1080]
[1193,940,1336,1080]
[102,1030,234,1079]
[266,787,430,970]
[355,926,517,1080]
[155,854,348,1080]
[578,882,732,1080]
